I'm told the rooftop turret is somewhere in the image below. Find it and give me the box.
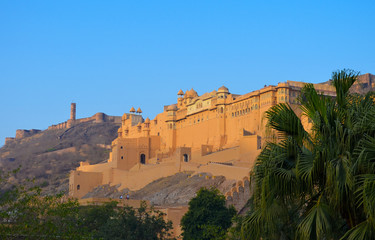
[177,89,184,96]
[218,86,229,93]
[184,88,198,99]
[167,104,178,111]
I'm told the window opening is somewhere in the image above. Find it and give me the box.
[140,154,146,164]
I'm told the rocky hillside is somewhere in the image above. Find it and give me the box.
[81,172,251,211]
[83,172,237,206]
[0,121,120,195]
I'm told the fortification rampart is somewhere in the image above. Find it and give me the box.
[48,112,121,130]
[48,103,122,130]
[5,137,15,145]
[15,129,42,139]
[4,103,121,145]
[350,73,375,93]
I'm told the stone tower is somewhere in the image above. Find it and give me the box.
[70,103,76,120]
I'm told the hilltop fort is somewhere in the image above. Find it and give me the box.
[69,77,346,200]
[4,104,121,145]
[69,73,375,201]
[2,73,373,237]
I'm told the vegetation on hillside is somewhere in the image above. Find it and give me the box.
[0,169,174,240]
[0,122,120,195]
[241,69,375,239]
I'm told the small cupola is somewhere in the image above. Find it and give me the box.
[177,89,184,97]
[217,86,229,99]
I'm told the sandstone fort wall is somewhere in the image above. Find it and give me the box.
[4,103,121,145]
[69,78,340,201]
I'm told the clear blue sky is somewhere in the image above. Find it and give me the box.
[1,1,374,146]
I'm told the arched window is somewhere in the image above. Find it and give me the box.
[77,185,80,190]
[140,154,146,164]
[183,154,189,162]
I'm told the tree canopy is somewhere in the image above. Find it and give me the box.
[0,169,174,240]
[242,69,375,239]
[80,201,174,240]
[181,187,236,240]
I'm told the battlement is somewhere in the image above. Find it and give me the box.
[15,129,42,139]
[48,104,122,130]
[4,137,15,145]
[4,103,121,145]
[48,113,121,130]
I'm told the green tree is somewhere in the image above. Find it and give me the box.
[181,187,236,240]
[242,69,375,239]
[80,201,174,240]
[0,169,86,239]
[1,169,174,239]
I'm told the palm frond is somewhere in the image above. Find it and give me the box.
[265,103,309,143]
[332,69,359,109]
[353,135,375,174]
[296,196,335,240]
[355,174,375,220]
[326,155,355,208]
[340,218,375,240]
[299,83,330,126]
[296,148,322,192]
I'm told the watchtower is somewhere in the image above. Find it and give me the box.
[70,103,76,120]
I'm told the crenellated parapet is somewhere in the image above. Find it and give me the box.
[15,129,41,139]
[4,103,121,145]
[5,137,15,145]
[225,176,251,211]
[47,104,121,131]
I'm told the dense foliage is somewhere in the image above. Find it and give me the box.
[0,169,174,240]
[181,187,236,240]
[0,169,83,239]
[80,201,174,240]
[242,69,375,239]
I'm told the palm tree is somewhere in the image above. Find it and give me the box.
[242,69,375,240]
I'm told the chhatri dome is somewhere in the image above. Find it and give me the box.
[218,86,229,93]
[144,117,150,124]
[177,89,184,96]
[167,104,178,111]
[129,106,136,113]
[184,88,198,98]
[136,107,142,114]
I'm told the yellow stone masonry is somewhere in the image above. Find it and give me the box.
[69,80,336,199]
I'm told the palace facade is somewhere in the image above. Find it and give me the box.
[69,80,336,198]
